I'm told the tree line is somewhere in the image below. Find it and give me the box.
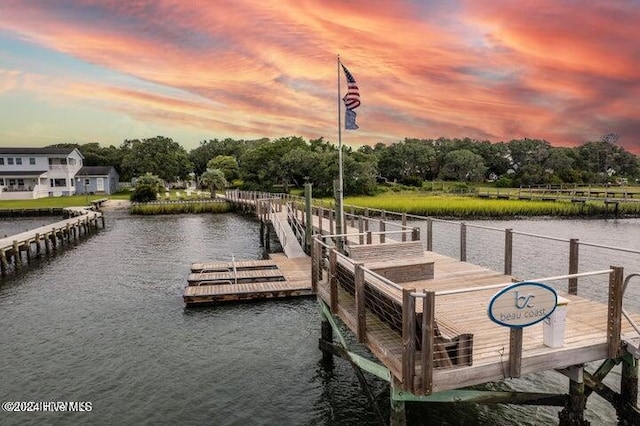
[49,135,640,196]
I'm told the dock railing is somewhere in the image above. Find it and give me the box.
[225,189,638,294]
[312,233,629,395]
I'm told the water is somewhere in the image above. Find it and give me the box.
[1,211,639,425]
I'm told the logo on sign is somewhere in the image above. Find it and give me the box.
[488,282,558,328]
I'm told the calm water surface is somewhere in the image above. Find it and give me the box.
[0,211,638,425]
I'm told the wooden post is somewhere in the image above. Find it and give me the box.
[51,228,58,250]
[354,263,366,343]
[390,378,407,426]
[44,232,50,254]
[265,226,271,253]
[426,218,433,251]
[259,222,265,246]
[350,206,355,227]
[321,315,333,364]
[411,227,420,242]
[568,239,579,295]
[311,239,320,292]
[366,231,372,245]
[620,355,639,419]
[0,250,8,275]
[329,249,338,314]
[460,223,467,261]
[329,210,334,236]
[304,183,312,253]
[509,328,523,378]
[66,223,71,243]
[380,220,386,244]
[13,241,21,269]
[559,367,587,426]
[402,288,416,392]
[421,290,435,395]
[35,233,41,256]
[401,213,407,242]
[607,266,624,359]
[358,217,364,245]
[318,207,323,235]
[100,215,105,228]
[504,228,513,275]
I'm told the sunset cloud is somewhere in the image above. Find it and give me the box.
[0,0,638,153]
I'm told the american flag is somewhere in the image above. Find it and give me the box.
[341,63,360,129]
[341,64,360,110]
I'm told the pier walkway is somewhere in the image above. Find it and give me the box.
[0,207,104,275]
[219,190,640,425]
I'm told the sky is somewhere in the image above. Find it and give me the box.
[0,0,638,154]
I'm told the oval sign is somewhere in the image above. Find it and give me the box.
[488,282,558,328]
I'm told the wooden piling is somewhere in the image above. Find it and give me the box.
[621,355,638,417]
[607,266,624,359]
[390,378,407,426]
[559,367,588,426]
[402,288,416,392]
[13,241,21,269]
[504,228,513,275]
[421,290,436,395]
[35,233,41,255]
[460,223,467,261]
[329,249,338,314]
[354,263,366,343]
[568,239,579,295]
[0,250,8,275]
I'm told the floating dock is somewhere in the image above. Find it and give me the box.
[183,254,313,306]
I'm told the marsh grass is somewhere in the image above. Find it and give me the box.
[130,201,232,215]
[341,192,640,218]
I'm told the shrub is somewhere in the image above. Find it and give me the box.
[130,184,157,203]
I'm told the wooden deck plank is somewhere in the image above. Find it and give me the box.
[190,259,277,272]
[187,268,286,285]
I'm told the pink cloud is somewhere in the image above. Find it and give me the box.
[0,0,638,153]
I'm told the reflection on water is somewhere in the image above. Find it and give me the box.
[0,211,638,425]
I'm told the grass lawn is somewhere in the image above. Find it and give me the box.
[0,193,130,209]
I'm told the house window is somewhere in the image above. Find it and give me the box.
[50,178,66,187]
[71,179,74,187]
[7,158,14,165]
[16,158,22,165]
[9,179,16,186]
[29,158,36,165]
[0,158,4,165]
[85,178,90,185]
[17,179,24,187]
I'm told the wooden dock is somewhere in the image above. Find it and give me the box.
[0,208,104,276]
[220,190,640,425]
[183,254,312,306]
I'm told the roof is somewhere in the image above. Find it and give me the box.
[75,166,117,176]
[0,147,79,155]
[0,170,47,176]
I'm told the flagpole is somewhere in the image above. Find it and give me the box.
[336,55,344,249]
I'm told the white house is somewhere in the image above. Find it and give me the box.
[0,147,84,199]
